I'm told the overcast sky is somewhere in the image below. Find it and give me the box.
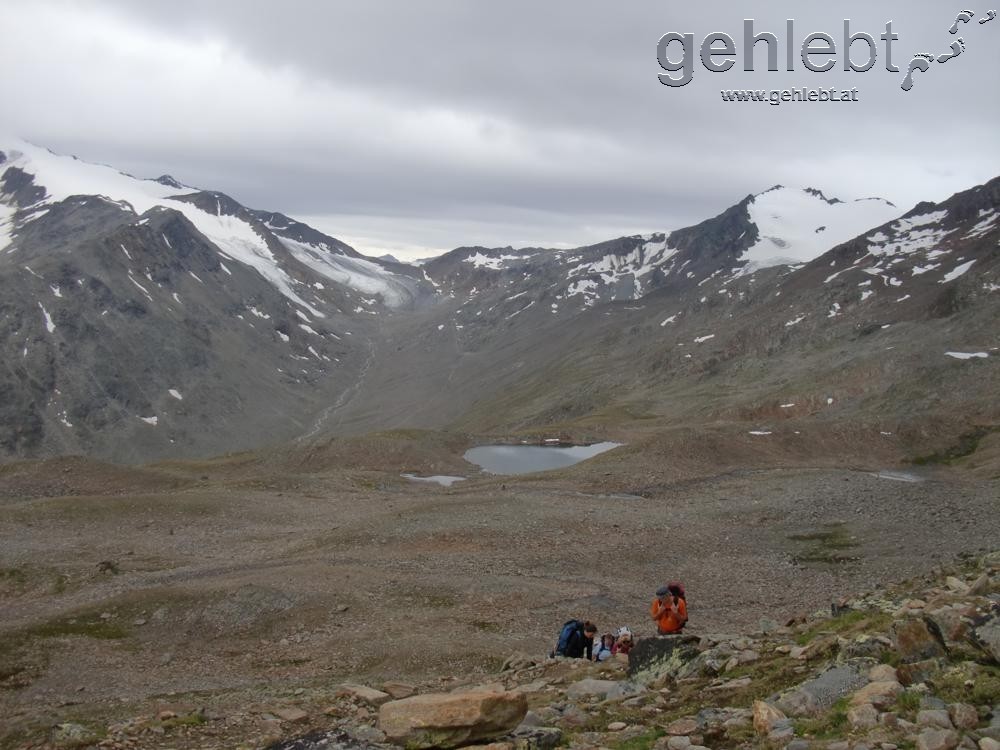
[2,1,998,260]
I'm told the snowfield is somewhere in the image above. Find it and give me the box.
[742,188,898,269]
[0,140,415,312]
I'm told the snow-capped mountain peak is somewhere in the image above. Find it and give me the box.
[741,185,899,270]
[0,140,425,310]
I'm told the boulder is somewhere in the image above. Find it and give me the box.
[52,723,92,743]
[338,684,392,706]
[383,682,417,700]
[870,664,899,682]
[768,720,795,743]
[945,577,971,594]
[915,729,960,750]
[948,703,980,730]
[897,659,942,686]
[378,690,527,749]
[848,703,879,729]
[892,619,947,662]
[917,710,954,729]
[628,635,701,680]
[851,680,904,710]
[510,725,561,750]
[968,573,993,596]
[565,679,620,700]
[666,718,699,736]
[980,738,1000,750]
[926,605,975,643]
[971,613,1000,663]
[777,664,870,716]
[752,701,787,736]
[512,681,549,696]
[603,681,644,701]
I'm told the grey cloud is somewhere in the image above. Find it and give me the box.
[1,0,998,258]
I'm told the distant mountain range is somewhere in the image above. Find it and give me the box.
[1,141,997,463]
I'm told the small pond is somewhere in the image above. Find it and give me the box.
[463,441,622,475]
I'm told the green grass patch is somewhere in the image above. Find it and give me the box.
[612,727,665,750]
[911,425,1000,465]
[788,522,860,564]
[793,696,849,739]
[158,713,207,730]
[1,611,131,692]
[794,609,891,646]
[893,690,922,719]
[24,618,129,641]
[930,664,1000,705]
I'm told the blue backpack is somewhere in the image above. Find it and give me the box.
[555,619,582,655]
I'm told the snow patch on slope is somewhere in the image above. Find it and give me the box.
[0,203,15,252]
[463,252,524,270]
[1,141,326,315]
[742,188,898,269]
[279,237,413,308]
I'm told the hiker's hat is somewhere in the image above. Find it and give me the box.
[655,585,671,596]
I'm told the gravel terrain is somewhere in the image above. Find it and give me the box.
[1,437,997,746]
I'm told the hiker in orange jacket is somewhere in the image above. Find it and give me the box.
[650,582,687,634]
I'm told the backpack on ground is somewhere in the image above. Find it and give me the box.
[555,619,582,656]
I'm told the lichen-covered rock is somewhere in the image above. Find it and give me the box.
[777,663,869,716]
[378,690,527,749]
[627,635,701,680]
[510,725,562,750]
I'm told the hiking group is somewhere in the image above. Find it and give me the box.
[552,581,687,661]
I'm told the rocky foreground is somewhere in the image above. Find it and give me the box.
[26,551,999,750]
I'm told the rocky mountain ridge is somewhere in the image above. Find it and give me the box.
[1,142,998,463]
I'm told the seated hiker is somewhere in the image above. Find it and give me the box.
[650,581,688,634]
[553,619,598,659]
[593,632,615,661]
[612,626,634,655]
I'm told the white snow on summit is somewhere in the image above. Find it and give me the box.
[742,188,898,269]
[0,140,401,315]
[463,251,525,270]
